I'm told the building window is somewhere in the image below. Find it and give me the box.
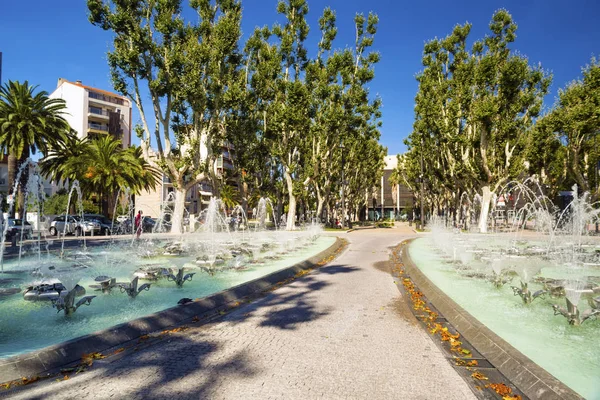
[89,91,125,106]
[89,106,104,115]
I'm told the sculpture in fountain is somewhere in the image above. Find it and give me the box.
[511,282,547,304]
[162,268,195,287]
[552,287,600,325]
[510,264,547,304]
[51,284,96,315]
[489,269,513,288]
[553,299,600,326]
[117,277,151,298]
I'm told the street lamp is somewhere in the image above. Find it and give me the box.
[339,141,346,229]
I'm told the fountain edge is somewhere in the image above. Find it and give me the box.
[0,237,346,384]
[401,239,583,400]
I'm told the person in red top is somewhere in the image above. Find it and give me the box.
[135,210,143,239]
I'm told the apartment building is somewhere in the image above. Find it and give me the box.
[49,78,132,147]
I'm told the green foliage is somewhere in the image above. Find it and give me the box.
[89,0,384,229]
[0,80,71,217]
[220,184,240,211]
[40,136,161,216]
[43,192,97,215]
[88,0,244,232]
[0,81,70,162]
[400,10,551,229]
[536,58,600,195]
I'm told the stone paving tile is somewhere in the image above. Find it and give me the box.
[5,225,476,400]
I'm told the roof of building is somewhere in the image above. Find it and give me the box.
[384,155,398,170]
[56,78,130,105]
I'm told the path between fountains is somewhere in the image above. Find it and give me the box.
[5,224,476,400]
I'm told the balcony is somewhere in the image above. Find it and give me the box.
[88,91,125,106]
[88,106,110,120]
[87,122,109,135]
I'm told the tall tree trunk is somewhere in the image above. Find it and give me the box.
[7,154,17,218]
[16,156,29,219]
[284,168,296,231]
[240,181,249,217]
[316,194,325,223]
[171,185,187,234]
[478,186,492,233]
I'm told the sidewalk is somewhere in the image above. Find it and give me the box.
[6,229,475,399]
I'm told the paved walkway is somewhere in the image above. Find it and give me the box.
[6,225,476,400]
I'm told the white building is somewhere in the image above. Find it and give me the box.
[49,78,132,147]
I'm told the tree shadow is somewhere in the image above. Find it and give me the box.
[8,262,359,399]
[316,264,359,275]
[9,334,258,399]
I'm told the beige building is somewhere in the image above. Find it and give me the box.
[368,154,413,220]
[49,78,132,147]
[134,143,237,219]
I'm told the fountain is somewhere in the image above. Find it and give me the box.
[0,169,332,363]
[90,276,117,292]
[408,183,600,399]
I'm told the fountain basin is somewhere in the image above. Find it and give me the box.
[0,236,342,382]
[405,238,598,400]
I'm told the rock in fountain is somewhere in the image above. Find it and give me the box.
[51,284,96,315]
[89,276,117,292]
[117,277,151,298]
[162,268,195,287]
[162,242,189,256]
[0,288,22,298]
[23,282,86,301]
[133,266,168,280]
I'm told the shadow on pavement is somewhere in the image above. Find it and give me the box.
[6,262,358,399]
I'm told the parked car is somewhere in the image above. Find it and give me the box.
[4,219,33,240]
[49,215,101,236]
[120,216,160,233]
[83,214,119,235]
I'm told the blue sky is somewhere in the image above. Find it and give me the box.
[1,0,599,155]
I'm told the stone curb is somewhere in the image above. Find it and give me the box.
[401,240,583,400]
[0,237,345,383]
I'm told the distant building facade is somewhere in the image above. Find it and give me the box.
[49,78,132,147]
[134,142,237,219]
[367,155,413,220]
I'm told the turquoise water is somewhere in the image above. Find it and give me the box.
[409,238,600,400]
[0,235,335,359]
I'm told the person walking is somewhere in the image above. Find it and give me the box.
[135,210,143,239]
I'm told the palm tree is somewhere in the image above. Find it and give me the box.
[0,81,70,216]
[220,184,240,214]
[39,131,89,183]
[61,136,160,216]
